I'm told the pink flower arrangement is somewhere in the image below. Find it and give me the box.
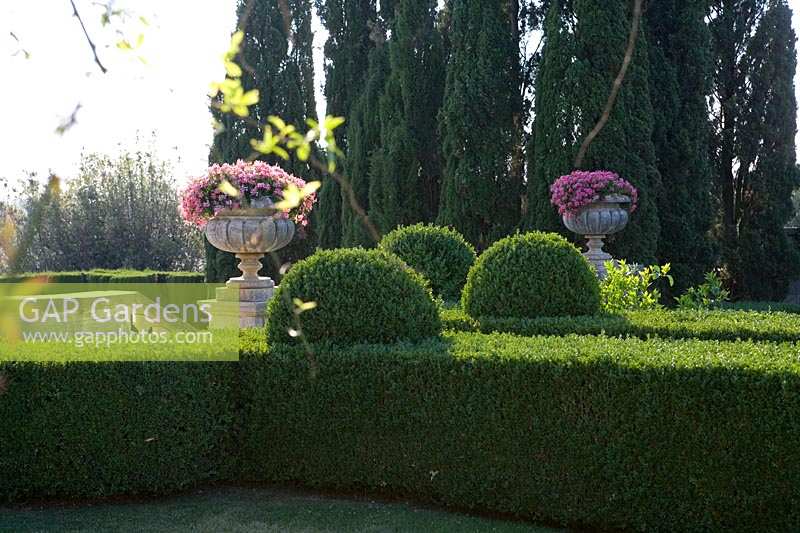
[550,170,638,217]
[180,160,316,231]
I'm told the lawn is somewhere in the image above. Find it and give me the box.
[0,486,563,533]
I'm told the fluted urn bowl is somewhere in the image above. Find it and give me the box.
[561,194,631,279]
[205,208,295,254]
[562,194,630,237]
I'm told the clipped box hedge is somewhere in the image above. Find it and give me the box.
[238,332,800,532]
[0,361,236,501]
[3,329,800,532]
[0,269,204,284]
[441,307,800,343]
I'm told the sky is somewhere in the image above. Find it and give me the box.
[2,0,800,194]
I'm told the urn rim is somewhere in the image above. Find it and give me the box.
[599,194,631,204]
[211,207,279,218]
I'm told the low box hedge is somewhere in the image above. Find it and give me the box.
[721,300,800,314]
[0,271,86,284]
[238,332,800,532]
[0,269,204,284]
[0,361,236,501]
[441,307,800,343]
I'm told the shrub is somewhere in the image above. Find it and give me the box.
[267,248,441,345]
[0,361,236,502]
[676,271,730,310]
[600,260,673,313]
[379,224,476,301]
[10,149,203,273]
[461,232,600,318]
[239,332,800,533]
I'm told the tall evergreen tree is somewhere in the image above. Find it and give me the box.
[368,0,445,234]
[437,0,523,249]
[647,0,716,292]
[314,0,378,248]
[710,0,800,299]
[526,0,661,264]
[207,0,318,282]
[341,44,390,247]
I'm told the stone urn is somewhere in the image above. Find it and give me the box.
[204,204,294,327]
[562,194,630,278]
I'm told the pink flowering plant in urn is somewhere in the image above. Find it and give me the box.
[550,170,638,278]
[180,160,318,328]
[550,170,637,217]
[180,159,315,233]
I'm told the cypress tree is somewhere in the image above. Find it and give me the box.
[314,0,378,248]
[710,0,800,299]
[207,0,318,282]
[437,0,523,249]
[526,0,661,264]
[369,0,445,233]
[340,44,390,247]
[647,0,716,291]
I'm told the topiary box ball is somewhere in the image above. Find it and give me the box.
[267,248,442,345]
[462,232,600,319]
[379,224,477,302]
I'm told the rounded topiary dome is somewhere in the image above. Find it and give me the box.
[379,224,476,301]
[267,248,441,345]
[462,232,600,319]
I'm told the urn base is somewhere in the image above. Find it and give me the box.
[203,254,277,328]
[200,299,270,329]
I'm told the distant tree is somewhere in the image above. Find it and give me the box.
[710,0,800,299]
[526,0,661,264]
[341,44,390,247]
[314,0,378,248]
[13,151,201,273]
[208,0,319,281]
[368,0,445,234]
[0,178,26,274]
[647,0,716,292]
[437,0,523,249]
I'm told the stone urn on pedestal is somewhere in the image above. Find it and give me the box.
[562,194,630,278]
[204,202,294,328]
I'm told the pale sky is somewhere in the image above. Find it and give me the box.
[2,0,800,194]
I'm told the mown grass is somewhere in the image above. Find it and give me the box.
[0,486,561,533]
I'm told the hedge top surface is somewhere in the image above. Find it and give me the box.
[266,248,441,345]
[440,307,800,344]
[250,330,800,375]
[379,224,476,301]
[462,232,600,319]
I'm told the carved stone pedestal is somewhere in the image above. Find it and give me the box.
[209,253,275,328]
[583,236,614,278]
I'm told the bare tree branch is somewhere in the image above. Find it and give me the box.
[574,0,643,169]
[70,0,107,74]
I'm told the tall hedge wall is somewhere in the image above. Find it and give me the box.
[2,331,800,532]
[238,333,800,533]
